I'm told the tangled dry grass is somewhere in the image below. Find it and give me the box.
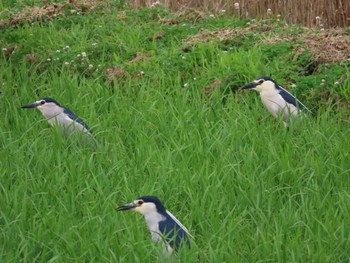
[130,0,350,28]
[0,0,108,29]
[184,25,350,63]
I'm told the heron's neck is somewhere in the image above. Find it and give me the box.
[144,210,165,232]
[39,106,64,119]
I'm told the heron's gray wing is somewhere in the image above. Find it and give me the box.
[158,211,191,250]
[277,86,308,111]
[63,107,93,134]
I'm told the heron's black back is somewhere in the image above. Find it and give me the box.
[63,107,93,134]
[159,213,191,250]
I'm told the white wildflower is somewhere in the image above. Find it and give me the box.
[184,83,189,88]
[234,3,239,9]
[81,52,87,57]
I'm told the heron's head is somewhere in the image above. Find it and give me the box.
[116,196,166,216]
[22,98,62,113]
[241,76,277,93]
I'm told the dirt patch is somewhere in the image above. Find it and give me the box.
[185,25,350,63]
[204,78,223,98]
[302,30,350,63]
[105,66,130,82]
[159,8,207,25]
[0,0,109,29]
[128,52,151,64]
[183,25,259,46]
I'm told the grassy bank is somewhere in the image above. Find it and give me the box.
[1,2,350,262]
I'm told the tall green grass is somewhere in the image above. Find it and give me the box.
[1,5,350,262]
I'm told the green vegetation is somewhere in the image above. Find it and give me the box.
[1,3,350,262]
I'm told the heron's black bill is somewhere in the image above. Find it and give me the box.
[21,103,37,109]
[116,202,136,211]
[241,82,258,90]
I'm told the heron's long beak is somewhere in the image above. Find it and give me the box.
[241,82,259,90]
[116,202,137,211]
[21,102,38,109]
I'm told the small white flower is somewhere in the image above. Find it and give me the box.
[65,45,69,49]
[246,22,251,25]
[234,3,239,9]
[193,78,197,80]
[316,16,321,20]
[291,84,297,88]
[321,28,325,31]
[140,71,144,75]
[182,23,187,26]
[251,19,255,22]
[64,62,69,65]
[277,19,280,22]
[77,54,81,57]
[82,52,87,57]
[2,48,8,52]
[99,25,102,28]
[92,43,98,46]
[98,64,101,67]
[267,8,272,13]
[56,50,60,53]
[334,81,339,85]
[221,9,226,13]
[209,14,215,17]
[47,58,51,62]
[182,56,186,59]
[88,64,93,68]
[277,14,281,18]
[184,83,189,88]
[321,79,325,82]
[53,14,57,17]
[77,12,80,15]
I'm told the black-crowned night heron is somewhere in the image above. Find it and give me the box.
[117,196,192,255]
[21,97,95,140]
[241,76,308,123]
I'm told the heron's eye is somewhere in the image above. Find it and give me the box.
[40,100,46,105]
[259,80,264,84]
[137,200,144,206]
